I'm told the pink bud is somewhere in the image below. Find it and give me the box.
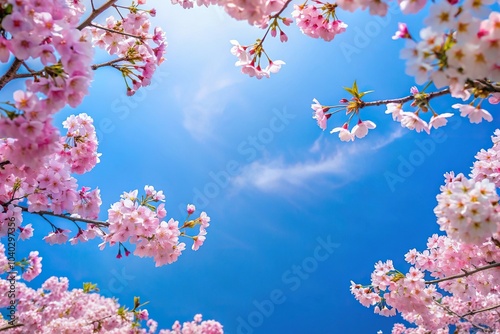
[280,31,288,43]
[187,204,196,215]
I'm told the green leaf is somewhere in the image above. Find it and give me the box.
[358,90,374,98]
[83,282,99,293]
[134,296,140,310]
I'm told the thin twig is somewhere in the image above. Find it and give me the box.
[77,0,118,30]
[91,57,128,70]
[461,303,500,317]
[89,23,144,40]
[434,301,491,332]
[425,262,500,284]
[16,205,110,228]
[0,323,24,332]
[361,88,451,108]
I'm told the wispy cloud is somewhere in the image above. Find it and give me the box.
[177,66,241,139]
[232,127,406,193]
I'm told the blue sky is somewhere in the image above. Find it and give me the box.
[9,1,500,334]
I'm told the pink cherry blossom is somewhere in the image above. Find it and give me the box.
[452,103,493,123]
[429,113,454,129]
[331,123,355,142]
[351,120,376,139]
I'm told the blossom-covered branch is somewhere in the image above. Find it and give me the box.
[425,262,500,285]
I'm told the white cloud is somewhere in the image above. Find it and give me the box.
[232,127,406,193]
[179,68,241,139]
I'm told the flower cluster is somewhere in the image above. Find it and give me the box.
[400,8,499,96]
[471,129,500,187]
[0,275,223,333]
[292,3,347,42]
[435,173,500,244]
[159,314,224,334]
[60,114,101,174]
[351,235,500,332]
[230,40,285,79]
[0,0,96,166]
[0,113,103,244]
[311,84,377,140]
[87,5,167,96]
[102,186,210,267]
[353,130,500,332]
[172,0,288,27]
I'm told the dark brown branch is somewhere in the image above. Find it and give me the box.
[91,57,128,70]
[77,0,118,30]
[16,205,109,228]
[0,323,24,332]
[7,57,129,81]
[361,88,451,108]
[0,59,22,90]
[462,303,500,317]
[0,160,10,169]
[425,262,500,285]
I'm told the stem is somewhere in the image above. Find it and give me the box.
[462,303,500,317]
[361,88,451,108]
[0,59,22,90]
[77,0,118,30]
[8,58,129,81]
[16,205,109,228]
[0,160,10,169]
[255,0,292,49]
[0,324,24,332]
[89,23,144,40]
[91,57,128,70]
[434,301,491,332]
[425,262,500,285]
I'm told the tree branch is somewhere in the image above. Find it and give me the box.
[461,303,500,317]
[361,88,451,108]
[89,23,144,40]
[16,205,110,228]
[77,0,118,30]
[91,57,128,70]
[434,301,492,332]
[425,262,500,285]
[0,59,22,91]
[0,323,24,332]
